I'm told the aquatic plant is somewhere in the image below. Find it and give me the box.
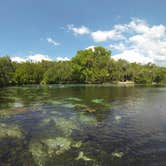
[91,98,111,109]
[0,110,11,118]
[75,151,93,161]
[91,99,104,104]
[46,100,63,106]
[63,103,75,108]
[29,137,83,165]
[29,141,47,166]
[66,97,82,102]
[112,151,124,158]
[74,103,88,110]
[40,117,79,136]
[79,114,97,125]
[72,141,82,148]
[0,123,23,139]
[55,117,79,136]
[42,137,72,155]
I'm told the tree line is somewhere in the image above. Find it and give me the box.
[0,46,166,87]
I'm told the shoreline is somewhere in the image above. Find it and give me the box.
[1,82,166,88]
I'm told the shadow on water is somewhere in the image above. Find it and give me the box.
[0,85,166,165]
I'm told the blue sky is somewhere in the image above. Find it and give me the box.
[0,0,166,65]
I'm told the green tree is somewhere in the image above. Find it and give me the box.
[43,61,73,84]
[72,46,111,83]
[0,56,14,86]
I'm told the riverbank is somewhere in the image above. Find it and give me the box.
[1,82,166,89]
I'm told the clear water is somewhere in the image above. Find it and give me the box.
[0,85,166,166]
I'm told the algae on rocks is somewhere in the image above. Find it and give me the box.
[0,110,11,118]
[75,151,94,161]
[29,137,83,166]
[42,137,72,155]
[66,97,82,102]
[91,99,104,104]
[0,123,23,139]
[112,151,124,158]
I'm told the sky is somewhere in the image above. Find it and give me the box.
[0,0,166,66]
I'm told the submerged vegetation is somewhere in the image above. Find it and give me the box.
[0,88,109,165]
[0,123,23,139]
[0,85,166,165]
[0,46,166,87]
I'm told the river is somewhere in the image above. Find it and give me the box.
[0,85,166,166]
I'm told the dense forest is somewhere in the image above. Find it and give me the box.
[0,46,166,87]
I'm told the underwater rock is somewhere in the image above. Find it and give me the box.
[74,104,88,110]
[0,123,23,139]
[75,151,93,161]
[85,108,96,113]
[11,107,28,114]
[112,152,124,158]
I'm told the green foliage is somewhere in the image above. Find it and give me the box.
[0,46,166,86]
[0,56,14,86]
[43,61,73,84]
[72,46,111,83]
[14,62,37,84]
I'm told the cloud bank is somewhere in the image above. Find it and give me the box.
[11,54,52,62]
[68,18,166,66]
[11,54,69,63]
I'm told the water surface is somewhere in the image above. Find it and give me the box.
[0,85,166,166]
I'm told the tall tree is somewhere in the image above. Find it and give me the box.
[0,56,14,86]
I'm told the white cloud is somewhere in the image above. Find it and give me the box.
[67,24,90,35]
[109,18,166,66]
[68,18,166,66]
[56,57,70,61]
[91,25,126,42]
[28,54,52,62]
[11,54,71,63]
[11,54,52,63]
[47,37,60,47]
[112,50,154,64]
[109,43,127,51]
[11,56,26,63]
[68,24,126,41]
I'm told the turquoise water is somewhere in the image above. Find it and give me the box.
[0,85,166,165]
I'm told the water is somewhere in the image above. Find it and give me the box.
[0,85,166,166]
